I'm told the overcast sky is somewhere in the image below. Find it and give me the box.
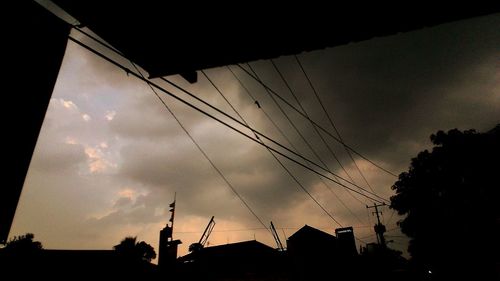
[10,14,499,260]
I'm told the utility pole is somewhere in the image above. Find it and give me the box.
[270,221,285,251]
[367,203,387,248]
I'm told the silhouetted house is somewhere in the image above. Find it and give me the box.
[287,225,338,258]
[286,225,337,272]
[286,225,359,280]
[178,240,285,280]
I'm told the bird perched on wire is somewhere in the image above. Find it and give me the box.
[255,100,261,108]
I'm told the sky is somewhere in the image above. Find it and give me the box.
[10,14,499,261]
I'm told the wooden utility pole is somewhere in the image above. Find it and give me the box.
[367,203,387,247]
[270,221,285,251]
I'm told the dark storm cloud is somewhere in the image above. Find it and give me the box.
[110,13,499,233]
[109,95,184,140]
[284,15,500,169]
[106,70,331,220]
[116,133,316,220]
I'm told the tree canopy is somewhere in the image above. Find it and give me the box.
[4,233,43,252]
[390,125,499,279]
[113,236,156,263]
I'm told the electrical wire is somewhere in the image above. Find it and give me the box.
[247,63,330,172]
[174,224,374,234]
[130,61,270,233]
[247,62,374,205]
[67,26,398,246]
[202,70,343,227]
[294,55,377,193]
[71,26,395,203]
[227,65,367,225]
[69,27,387,202]
[270,59,356,184]
[237,64,398,178]
[269,60,377,203]
[67,35,387,204]
[160,73,385,201]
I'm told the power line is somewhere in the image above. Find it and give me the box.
[271,149,344,226]
[237,64,398,178]
[71,25,396,181]
[226,66,290,144]
[247,63,329,172]
[270,59,356,183]
[67,35,387,204]
[228,66,367,224]
[248,62,374,206]
[201,70,259,140]
[174,224,374,234]
[131,61,269,233]
[227,65,367,224]
[69,27,386,202]
[269,60,376,203]
[202,70,343,227]
[137,54,366,244]
[160,73,387,203]
[175,228,269,234]
[246,63,374,208]
[161,72,384,201]
[294,55,377,194]
[247,62,372,208]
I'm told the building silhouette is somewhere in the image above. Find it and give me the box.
[335,226,358,256]
[158,225,181,269]
[158,198,182,272]
[178,240,286,280]
[287,225,359,280]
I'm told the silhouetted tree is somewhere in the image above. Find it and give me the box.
[4,233,43,252]
[390,125,499,280]
[113,236,156,262]
[135,241,156,262]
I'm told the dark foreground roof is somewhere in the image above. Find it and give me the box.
[53,1,497,78]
